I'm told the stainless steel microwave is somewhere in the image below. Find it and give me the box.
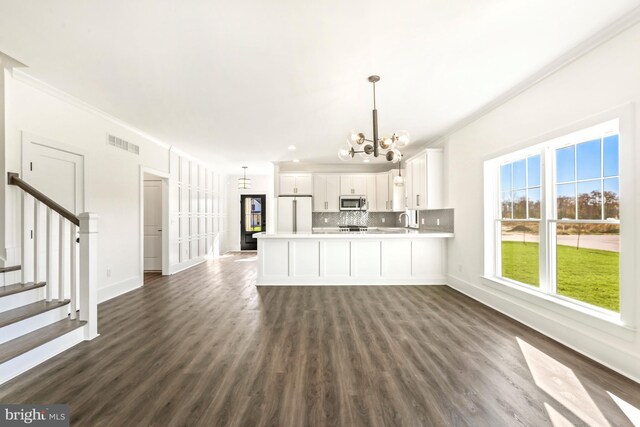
[339,196,367,211]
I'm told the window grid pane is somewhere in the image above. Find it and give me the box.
[500,220,540,287]
[500,155,541,221]
[554,137,619,221]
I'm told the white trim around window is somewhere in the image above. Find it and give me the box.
[483,104,637,331]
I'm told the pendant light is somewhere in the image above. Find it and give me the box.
[238,166,251,190]
[393,158,405,186]
[338,75,410,163]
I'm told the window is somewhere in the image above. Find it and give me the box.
[488,119,622,315]
[499,155,541,287]
[553,135,620,312]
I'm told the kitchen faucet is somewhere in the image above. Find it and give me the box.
[398,212,410,227]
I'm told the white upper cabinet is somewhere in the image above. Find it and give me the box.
[279,175,296,194]
[313,174,340,212]
[405,149,443,210]
[365,175,377,211]
[340,174,367,196]
[295,174,313,195]
[279,173,313,195]
[374,173,389,211]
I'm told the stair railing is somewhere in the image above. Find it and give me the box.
[8,172,98,340]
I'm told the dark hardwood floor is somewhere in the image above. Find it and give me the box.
[1,252,639,426]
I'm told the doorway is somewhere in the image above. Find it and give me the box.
[142,170,168,274]
[240,195,266,250]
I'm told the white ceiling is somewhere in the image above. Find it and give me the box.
[0,0,638,172]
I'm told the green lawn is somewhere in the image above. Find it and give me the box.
[501,241,619,312]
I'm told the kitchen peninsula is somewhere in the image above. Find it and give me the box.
[255,228,453,285]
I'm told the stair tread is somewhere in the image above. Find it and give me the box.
[0,265,21,274]
[0,318,86,364]
[0,299,70,328]
[0,282,46,298]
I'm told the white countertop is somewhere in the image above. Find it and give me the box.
[254,228,454,239]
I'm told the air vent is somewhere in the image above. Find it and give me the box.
[107,134,140,155]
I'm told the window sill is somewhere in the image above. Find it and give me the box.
[480,275,636,341]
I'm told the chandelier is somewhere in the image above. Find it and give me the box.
[338,75,410,163]
[238,166,251,189]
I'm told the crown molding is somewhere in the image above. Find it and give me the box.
[10,68,172,150]
[10,69,234,172]
[0,51,26,70]
[426,6,640,148]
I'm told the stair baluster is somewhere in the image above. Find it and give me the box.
[20,192,27,284]
[58,216,66,302]
[34,199,40,288]
[46,207,54,301]
[70,225,77,320]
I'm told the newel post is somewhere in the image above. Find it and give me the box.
[79,212,99,340]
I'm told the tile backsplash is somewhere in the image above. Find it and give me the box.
[312,208,454,232]
[417,209,455,232]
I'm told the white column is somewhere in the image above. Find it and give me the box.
[79,213,99,340]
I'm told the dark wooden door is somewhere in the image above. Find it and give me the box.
[240,195,266,250]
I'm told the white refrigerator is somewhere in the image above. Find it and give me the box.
[277,196,312,233]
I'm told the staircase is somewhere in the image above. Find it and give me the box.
[0,173,98,385]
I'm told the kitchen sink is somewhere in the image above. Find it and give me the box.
[369,227,418,234]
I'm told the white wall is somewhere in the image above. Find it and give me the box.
[2,70,227,302]
[168,151,227,272]
[225,173,275,252]
[444,23,640,380]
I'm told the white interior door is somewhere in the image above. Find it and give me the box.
[144,180,162,271]
[21,135,84,289]
[22,138,84,213]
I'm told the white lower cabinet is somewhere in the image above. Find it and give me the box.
[260,239,289,278]
[320,240,351,277]
[257,235,451,285]
[351,241,381,278]
[381,240,412,277]
[411,239,445,277]
[290,240,320,277]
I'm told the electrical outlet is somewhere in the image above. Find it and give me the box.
[324,218,328,223]
[106,268,111,278]
[458,264,463,273]
[436,218,440,226]
[381,217,385,223]
[421,218,425,225]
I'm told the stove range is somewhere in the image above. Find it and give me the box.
[338,225,368,232]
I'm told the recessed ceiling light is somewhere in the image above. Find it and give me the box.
[293,159,300,163]
[288,145,296,150]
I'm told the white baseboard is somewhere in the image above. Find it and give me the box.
[98,276,142,303]
[257,277,447,286]
[169,258,205,275]
[98,258,212,303]
[447,274,640,384]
